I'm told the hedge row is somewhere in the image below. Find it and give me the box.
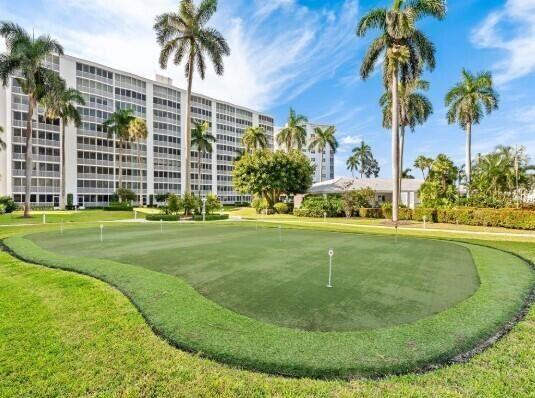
[294,206,535,230]
[145,213,229,222]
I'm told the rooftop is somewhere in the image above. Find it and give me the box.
[309,177,425,194]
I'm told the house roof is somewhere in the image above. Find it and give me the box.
[308,177,424,194]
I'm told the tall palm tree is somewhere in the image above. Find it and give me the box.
[308,126,338,182]
[191,121,215,196]
[128,118,148,206]
[351,141,373,179]
[346,154,359,178]
[357,0,446,222]
[276,108,308,151]
[155,0,230,195]
[413,155,433,179]
[41,75,84,209]
[445,69,499,194]
[103,109,135,192]
[242,126,267,153]
[0,22,64,217]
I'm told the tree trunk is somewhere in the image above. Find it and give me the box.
[60,119,66,209]
[198,150,202,197]
[118,139,124,196]
[465,122,472,198]
[24,96,35,217]
[319,149,324,182]
[184,53,194,195]
[391,69,400,223]
[137,140,141,206]
[398,124,405,207]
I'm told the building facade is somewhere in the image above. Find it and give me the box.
[275,122,335,184]
[0,54,274,207]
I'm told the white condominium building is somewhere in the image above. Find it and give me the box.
[0,53,274,207]
[275,122,336,183]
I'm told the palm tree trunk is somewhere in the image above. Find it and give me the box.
[198,150,202,197]
[118,139,124,195]
[137,140,141,206]
[60,119,66,209]
[24,96,35,217]
[391,69,400,223]
[465,122,472,198]
[184,53,194,195]
[398,124,405,207]
[319,150,324,182]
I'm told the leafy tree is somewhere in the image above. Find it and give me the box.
[166,194,182,215]
[128,118,148,205]
[205,193,221,214]
[115,187,136,203]
[233,149,314,208]
[0,22,64,217]
[347,142,380,178]
[242,126,267,153]
[357,0,446,221]
[155,0,230,194]
[341,188,375,218]
[413,155,433,179]
[276,108,308,151]
[182,192,198,216]
[103,109,135,192]
[418,154,458,207]
[445,69,499,192]
[42,74,84,209]
[308,126,338,182]
[191,121,215,195]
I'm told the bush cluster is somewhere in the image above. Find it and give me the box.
[0,196,18,213]
[145,213,229,222]
[274,202,291,214]
[104,202,134,211]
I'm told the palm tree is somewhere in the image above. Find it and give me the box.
[346,154,359,178]
[103,109,135,192]
[401,168,415,179]
[191,121,215,196]
[41,75,84,209]
[308,126,338,182]
[445,69,499,194]
[276,108,308,151]
[351,142,373,179]
[357,0,446,222]
[0,22,64,217]
[155,0,230,195]
[242,126,267,153]
[128,118,148,206]
[413,155,433,179]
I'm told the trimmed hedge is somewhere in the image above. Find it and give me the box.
[359,208,383,218]
[274,202,290,214]
[414,207,437,222]
[192,214,229,221]
[146,213,229,222]
[436,208,535,230]
[104,204,134,211]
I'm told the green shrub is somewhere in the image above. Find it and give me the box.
[66,193,75,210]
[146,214,179,221]
[274,202,290,214]
[251,197,268,213]
[302,195,343,217]
[192,214,229,221]
[104,202,133,211]
[0,196,18,213]
[398,208,413,220]
[116,188,136,203]
[205,194,222,214]
[293,208,311,217]
[435,208,535,230]
[359,208,382,218]
[414,207,437,222]
[0,203,5,214]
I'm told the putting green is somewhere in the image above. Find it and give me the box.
[4,222,533,378]
[27,223,478,331]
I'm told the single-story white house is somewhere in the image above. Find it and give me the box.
[296,177,425,209]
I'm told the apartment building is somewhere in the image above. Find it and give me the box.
[0,53,274,207]
[275,122,336,183]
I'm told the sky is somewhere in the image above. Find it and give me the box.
[1,0,534,178]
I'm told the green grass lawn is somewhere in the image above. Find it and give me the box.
[0,219,534,395]
[0,209,133,225]
[4,222,533,378]
[27,223,479,331]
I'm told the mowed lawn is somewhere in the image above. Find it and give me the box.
[28,223,480,331]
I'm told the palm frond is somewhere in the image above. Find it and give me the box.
[356,8,387,37]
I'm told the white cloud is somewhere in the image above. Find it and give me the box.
[472,0,535,84]
[340,135,363,146]
[21,0,360,112]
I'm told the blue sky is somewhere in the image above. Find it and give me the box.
[1,0,534,178]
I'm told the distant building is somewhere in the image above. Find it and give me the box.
[301,177,424,209]
[275,122,335,184]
